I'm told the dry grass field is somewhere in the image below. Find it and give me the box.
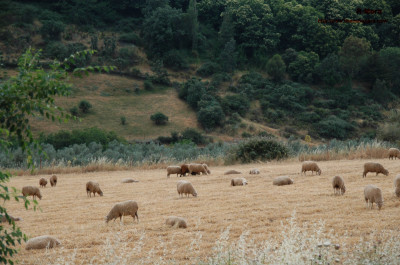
[5,158,400,264]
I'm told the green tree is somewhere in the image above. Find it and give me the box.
[150,112,169,125]
[266,54,286,82]
[188,0,199,52]
[218,10,234,49]
[79,100,92,114]
[315,53,344,86]
[288,51,319,83]
[339,36,371,81]
[219,38,237,73]
[197,103,225,131]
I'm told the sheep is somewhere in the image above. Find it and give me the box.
[180,164,190,177]
[394,174,400,198]
[202,164,211,174]
[0,214,22,223]
[50,175,57,187]
[332,176,346,195]
[188,164,208,175]
[39,178,48,188]
[105,200,139,223]
[249,168,260,174]
[231,178,248,186]
[25,235,61,250]
[167,166,182,178]
[121,178,139,183]
[301,161,321,175]
[224,169,242,175]
[388,148,400,160]
[165,216,187,228]
[177,180,197,197]
[86,181,103,197]
[22,186,42,200]
[363,162,389,178]
[364,185,383,210]
[273,176,294,186]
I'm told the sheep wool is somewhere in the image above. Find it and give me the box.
[249,168,260,174]
[180,164,190,177]
[177,180,197,197]
[50,175,57,187]
[364,185,383,210]
[301,161,321,175]
[39,178,48,188]
[188,164,209,175]
[394,174,400,198]
[166,216,187,228]
[121,178,139,183]
[22,186,42,200]
[25,235,61,250]
[363,162,389,178]
[86,181,103,197]
[388,148,400,160]
[224,169,242,175]
[273,176,294,186]
[332,176,346,195]
[231,178,248,186]
[167,166,182,178]
[105,200,139,223]
[202,164,211,174]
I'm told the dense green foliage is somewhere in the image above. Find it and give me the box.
[150,112,169,125]
[79,100,92,114]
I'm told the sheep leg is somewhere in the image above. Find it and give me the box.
[135,212,139,223]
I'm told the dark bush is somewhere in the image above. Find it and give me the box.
[197,103,225,131]
[117,46,139,69]
[241,132,252,138]
[118,33,143,46]
[45,41,68,61]
[314,115,354,139]
[70,106,78,116]
[120,116,126,125]
[232,138,289,163]
[40,19,65,41]
[196,62,221,77]
[221,95,250,117]
[150,112,169,125]
[162,50,188,70]
[181,128,207,145]
[79,100,92,114]
[144,79,154,90]
[298,112,321,123]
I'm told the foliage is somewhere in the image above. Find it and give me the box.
[101,36,117,58]
[120,116,126,125]
[150,112,169,125]
[78,100,92,114]
[218,38,237,73]
[118,33,143,46]
[339,36,371,80]
[288,51,319,83]
[315,53,344,86]
[181,128,208,145]
[266,54,286,82]
[45,42,69,61]
[116,46,139,69]
[196,62,221,77]
[69,106,79,116]
[150,60,170,85]
[144,79,154,90]
[230,138,289,163]
[197,103,225,131]
[162,50,188,70]
[40,19,65,41]
[314,115,355,140]
[221,95,250,117]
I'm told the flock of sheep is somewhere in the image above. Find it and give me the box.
[3,148,400,251]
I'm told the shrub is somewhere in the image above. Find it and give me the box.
[150,112,169,125]
[116,46,139,69]
[266,54,286,82]
[221,94,250,117]
[232,138,289,163]
[196,62,221,77]
[79,100,92,114]
[162,50,188,70]
[181,128,208,145]
[241,132,252,138]
[144,79,154,90]
[150,60,170,85]
[197,104,225,131]
[45,41,68,60]
[314,115,354,139]
[288,51,319,83]
[120,116,126,125]
[378,123,400,142]
[118,33,143,46]
[40,19,65,41]
[69,106,78,116]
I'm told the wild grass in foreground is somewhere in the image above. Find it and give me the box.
[32,212,400,265]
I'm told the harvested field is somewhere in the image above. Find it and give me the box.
[6,159,400,264]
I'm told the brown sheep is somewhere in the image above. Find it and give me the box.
[231,178,248,186]
[188,164,208,175]
[22,186,42,200]
[301,161,321,175]
[167,166,181,178]
[177,180,197,197]
[166,216,187,228]
[388,148,400,160]
[273,176,294,186]
[364,185,383,210]
[363,162,388,178]
[332,176,346,195]
[394,174,400,198]
[180,164,190,177]
[39,178,47,188]
[50,175,57,187]
[224,169,242,175]
[86,181,103,197]
[105,200,139,223]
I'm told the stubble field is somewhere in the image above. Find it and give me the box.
[5,158,400,264]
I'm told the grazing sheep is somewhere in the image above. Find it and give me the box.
[180,164,190,177]
[39,178,47,188]
[273,176,294,186]
[332,176,346,195]
[121,178,139,183]
[0,214,22,223]
[167,166,182,178]
[363,162,389,178]
[389,148,400,160]
[50,175,57,187]
[25,235,61,250]
[177,180,197,197]
[364,185,383,210]
[202,164,211,174]
[22,186,42,200]
[188,164,208,175]
[105,200,139,223]
[86,181,103,197]
[166,216,187,228]
[394,174,400,198]
[224,169,242,175]
[231,178,248,186]
[249,168,260,174]
[301,161,321,175]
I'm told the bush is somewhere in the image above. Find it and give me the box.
[197,104,225,131]
[314,115,354,140]
[45,42,68,60]
[162,50,188,70]
[150,112,169,125]
[40,19,65,41]
[118,33,143,46]
[144,79,154,90]
[378,123,400,142]
[196,62,221,77]
[181,128,208,145]
[120,116,126,125]
[221,95,250,117]
[232,138,289,163]
[79,100,92,114]
[266,54,286,82]
[70,106,78,116]
[116,46,139,69]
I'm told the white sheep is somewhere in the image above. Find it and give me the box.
[394,174,400,198]
[166,216,187,228]
[231,178,248,186]
[388,148,400,160]
[301,161,321,175]
[224,169,242,175]
[25,235,61,250]
[364,185,383,210]
[22,186,42,200]
[39,178,48,188]
[86,181,103,197]
[167,166,182,178]
[121,178,139,183]
[188,164,208,175]
[273,176,294,186]
[105,200,139,223]
[363,162,388,178]
[249,168,260,174]
[50,175,57,187]
[177,180,197,197]
[332,176,346,195]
